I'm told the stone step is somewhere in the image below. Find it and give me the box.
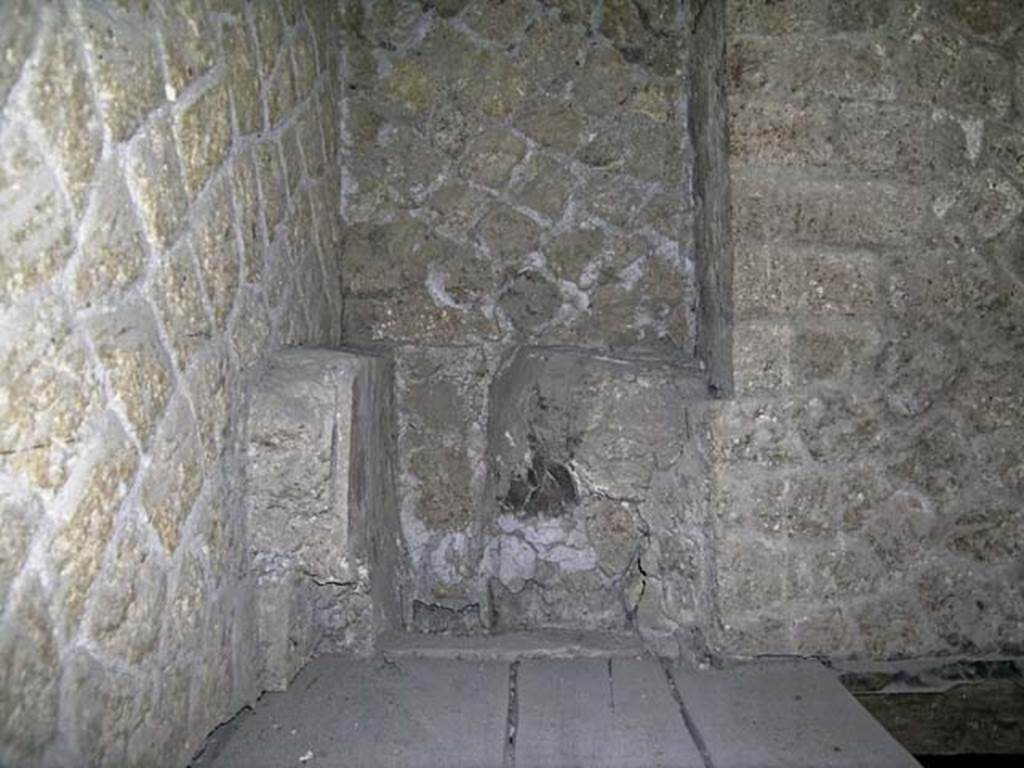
[377,628,644,661]
[671,660,922,767]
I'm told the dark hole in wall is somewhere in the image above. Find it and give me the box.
[411,599,481,634]
[501,447,578,518]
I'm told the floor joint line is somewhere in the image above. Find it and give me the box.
[503,660,520,768]
[660,657,716,768]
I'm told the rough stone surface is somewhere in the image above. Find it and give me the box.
[24,5,102,213]
[0,296,102,490]
[481,349,709,648]
[0,576,60,766]
[0,123,74,307]
[4,1,1024,764]
[392,341,710,649]
[717,0,1024,660]
[247,349,401,689]
[51,415,139,634]
[79,1,164,143]
[341,1,695,354]
[176,78,233,198]
[339,3,696,636]
[73,160,149,307]
[0,2,346,765]
[125,115,189,250]
[86,300,174,446]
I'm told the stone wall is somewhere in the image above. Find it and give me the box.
[4,1,1023,763]
[338,0,699,633]
[712,0,1024,659]
[341,0,695,352]
[0,1,344,766]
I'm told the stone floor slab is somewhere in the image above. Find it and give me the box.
[671,659,921,767]
[195,656,509,768]
[514,657,705,768]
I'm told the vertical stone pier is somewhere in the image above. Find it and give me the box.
[247,349,401,688]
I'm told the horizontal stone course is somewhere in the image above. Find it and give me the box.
[731,170,931,245]
[727,34,897,103]
[733,241,883,319]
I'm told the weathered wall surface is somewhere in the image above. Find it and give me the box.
[341,0,695,352]
[713,0,1024,659]
[481,349,711,653]
[0,1,343,765]
[338,0,699,633]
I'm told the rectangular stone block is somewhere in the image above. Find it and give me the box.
[248,348,394,585]
[727,0,825,35]
[836,103,969,177]
[737,243,888,321]
[395,345,490,531]
[728,35,895,102]
[247,348,401,682]
[715,463,888,540]
[731,170,929,246]
[729,98,835,168]
[733,319,792,395]
[707,398,803,466]
[788,542,886,604]
[789,391,892,463]
[252,568,317,690]
[741,244,884,319]
[790,320,885,387]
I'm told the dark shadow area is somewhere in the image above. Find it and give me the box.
[917,756,1024,767]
